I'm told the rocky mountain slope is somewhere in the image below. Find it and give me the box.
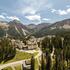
[33,19,70,37]
[0,20,30,39]
[0,19,70,38]
[27,23,50,33]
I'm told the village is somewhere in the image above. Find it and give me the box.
[0,36,43,70]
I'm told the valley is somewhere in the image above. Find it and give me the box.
[0,19,70,70]
[0,0,70,70]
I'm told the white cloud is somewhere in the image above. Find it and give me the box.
[67,8,70,13]
[22,7,36,15]
[57,10,67,15]
[6,16,20,20]
[42,18,50,21]
[0,15,5,19]
[0,13,20,21]
[51,8,70,15]
[25,14,41,21]
[18,0,51,16]
[51,9,56,13]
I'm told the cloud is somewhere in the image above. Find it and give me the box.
[0,15,5,19]
[18,0,51,15]
[67,8,70,13]
[51,8,70,15]
[22,7,36,15]
[6,16,20,20]
[57,10,67,15]
[0,13,7,20]
[51,9,56,13]
[0,14,20,21]
[42,18,50,21]
[25,14,41,21]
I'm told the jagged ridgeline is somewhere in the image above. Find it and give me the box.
[32,19,70,37]
[0,19,70,38]
[0,20,30,39]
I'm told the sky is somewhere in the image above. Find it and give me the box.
[0,0,70,25]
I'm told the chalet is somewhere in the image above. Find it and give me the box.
[10,36,38,50]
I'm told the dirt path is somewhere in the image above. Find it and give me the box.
[0,49,42,70]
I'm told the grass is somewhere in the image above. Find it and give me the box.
[1,50,39,70]
[35,59,39,70]
[14,64,21,70]
[2,67,12,70]
[4,51,32,64]
[34,51,38,56]
[0,51,38,64]
[2,65,21,70]
[2,60,39,70]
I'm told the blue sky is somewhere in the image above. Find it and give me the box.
[0,0,70,25]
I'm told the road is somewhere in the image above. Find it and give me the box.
[0,49,42,70]
[0,59,28,69]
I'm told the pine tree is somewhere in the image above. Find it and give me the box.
[41,53,44,70]
[46,54,51,70]
[31,55,35,70]
[0,37,16,63]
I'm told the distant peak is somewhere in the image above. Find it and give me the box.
[28,24,36,26]
[12,20,21,23]
[8,19,22,25]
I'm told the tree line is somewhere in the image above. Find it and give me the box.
[0,37,16,63]
[24,35,70,70]
[40,35,70,70]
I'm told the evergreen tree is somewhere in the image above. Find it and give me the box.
[46,54,51,70]
[31,55,35,70]
[41,53,44,70]
[0,37,16,63]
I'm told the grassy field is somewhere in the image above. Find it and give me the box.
[0,51,38,64]
[1,50,39,70]
[14,64,21,70]
[2,67,12,70]
[35,59,39,70]
[2,64,21,70]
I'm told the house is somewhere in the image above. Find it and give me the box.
[10,36,39,50]
[26,36,38,50]
[22,60,31,70]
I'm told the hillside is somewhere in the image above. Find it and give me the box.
[0,20,30,39]
[33,19,70,37]
[0,19,70,38]
[27,23,50,33]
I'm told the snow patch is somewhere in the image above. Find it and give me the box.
[15,26,20,34]
[63,24,70,29]
[22,28,27,36]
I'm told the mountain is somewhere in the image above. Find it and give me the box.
[50,19,70,29]
[0,20,30,39]
[8,20,30,39]
[0,19,70,38]
[26,24,36,29]
[34,23,50,31]
[0,21,8,37]
[33,19,70,37]
[0,21,8,28]
[27,23,49,30]
[25,23,50,34]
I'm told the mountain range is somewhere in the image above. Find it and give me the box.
[0,19,70,38]
[33,19,70,37]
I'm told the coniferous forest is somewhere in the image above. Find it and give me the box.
[40,35,70,70]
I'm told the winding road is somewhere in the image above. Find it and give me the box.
[0,49,42,70]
